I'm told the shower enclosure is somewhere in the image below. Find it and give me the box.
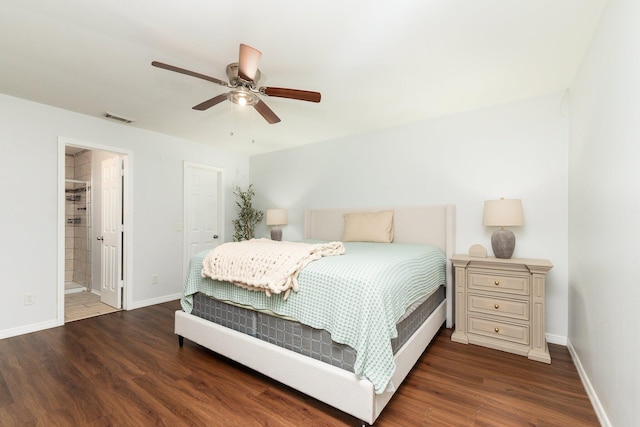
[65,179,91,293]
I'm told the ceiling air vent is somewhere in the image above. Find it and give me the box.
[103,111,135,124]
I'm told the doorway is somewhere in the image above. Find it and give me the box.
[57,138,133,325]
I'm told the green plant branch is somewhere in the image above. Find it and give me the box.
[232,184,264,241]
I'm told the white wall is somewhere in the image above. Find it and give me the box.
[0,93,249,338]
[251,92,569,341]
[569,0,640,425]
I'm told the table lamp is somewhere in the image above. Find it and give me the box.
[266,208,287,241]
[482,198,524,259]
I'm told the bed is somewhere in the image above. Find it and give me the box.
[175,205,456,425]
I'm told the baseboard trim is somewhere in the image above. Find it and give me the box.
[128,293,181,310]
[0,319,59,340]
[567,338,611,427]
[545,332,567,346]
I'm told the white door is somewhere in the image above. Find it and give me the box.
[184,162,223,276]
[100,156,122,308]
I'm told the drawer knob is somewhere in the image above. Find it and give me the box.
[494,280,500,286]
[494,304,500,309]
[494,327,500,333]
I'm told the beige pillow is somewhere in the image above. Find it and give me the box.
[342,210,394,243]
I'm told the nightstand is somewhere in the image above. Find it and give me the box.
[450,254,553,363]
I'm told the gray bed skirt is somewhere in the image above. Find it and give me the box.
[191,285,445,372]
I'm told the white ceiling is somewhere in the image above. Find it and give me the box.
[0,1,606,156]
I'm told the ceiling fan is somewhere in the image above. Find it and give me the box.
[152,44,321,124]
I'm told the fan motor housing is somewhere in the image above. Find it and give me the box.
[226,63,261,87]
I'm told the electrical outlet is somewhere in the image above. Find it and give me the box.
[151,274,159,284]
[24,293,35,305]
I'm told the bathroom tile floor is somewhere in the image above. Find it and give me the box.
[65,291,121,322]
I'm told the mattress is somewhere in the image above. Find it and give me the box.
[191,285,445,373]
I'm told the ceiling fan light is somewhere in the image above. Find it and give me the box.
[227,89,258,106]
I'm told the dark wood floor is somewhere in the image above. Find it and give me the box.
[0,300,599,426]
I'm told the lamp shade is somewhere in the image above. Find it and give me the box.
[482,199,524,227]
[266,208,287,226]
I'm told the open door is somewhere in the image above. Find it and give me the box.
[99,155,122,309]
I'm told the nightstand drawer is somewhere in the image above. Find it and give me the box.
[467,271,530,296]
[468,315,530,346]
[467,294,529,321]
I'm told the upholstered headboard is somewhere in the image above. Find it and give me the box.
[303,205,456,327]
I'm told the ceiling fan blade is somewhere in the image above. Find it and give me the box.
[192,94,228,111]
[152,61,228,86]
[254,100,281,124]
[238,44,262,81]
[261,87,321,103]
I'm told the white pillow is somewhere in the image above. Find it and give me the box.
[342,210,394,243]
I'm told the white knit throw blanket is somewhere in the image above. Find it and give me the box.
[201,238,345,299]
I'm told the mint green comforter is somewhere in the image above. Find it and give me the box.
[181,241,445,393]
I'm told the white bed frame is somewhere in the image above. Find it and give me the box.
[175,205,456,425]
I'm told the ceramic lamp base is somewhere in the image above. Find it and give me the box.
[491,229,516,259]
[270,228,282,241]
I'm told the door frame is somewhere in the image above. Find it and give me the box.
[183,161,224,279]
[57,137,134,325]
